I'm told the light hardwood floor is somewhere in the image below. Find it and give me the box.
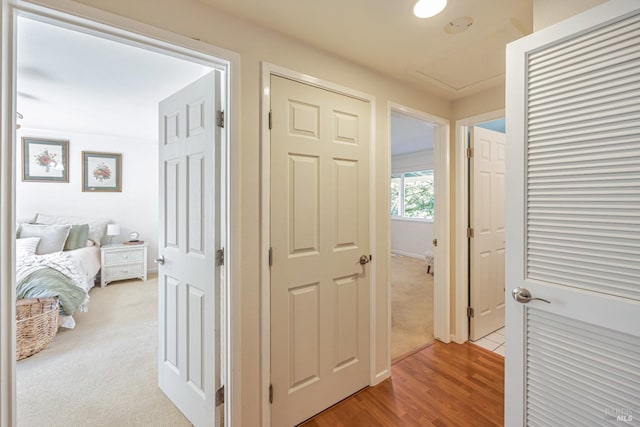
[303,342,504,426]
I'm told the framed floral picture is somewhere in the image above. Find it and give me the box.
[82,151,122,192]
[22,137,69,182]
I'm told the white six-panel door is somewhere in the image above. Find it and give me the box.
[470,126,506,340]
[158,71,222,426]
[270,75,371,426]
[505,1,640,425]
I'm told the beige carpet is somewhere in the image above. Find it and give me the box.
[391,254,434,361]
[17,275,191,427]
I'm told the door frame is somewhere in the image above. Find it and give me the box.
[387,103,451,346]
[0,1,241,426]
[452,109,504,343]
[260,62,377,427]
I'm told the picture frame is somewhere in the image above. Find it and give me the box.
[82,151,122,192]
[22,137,69,182]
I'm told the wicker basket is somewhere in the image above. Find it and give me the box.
[16,298,59,360]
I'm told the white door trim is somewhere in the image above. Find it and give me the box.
[260,62,377,427]
[0,1,241,426]
[387,102,451,347]
[452,109,504,344]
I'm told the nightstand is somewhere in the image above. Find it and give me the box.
[100,243,148,287]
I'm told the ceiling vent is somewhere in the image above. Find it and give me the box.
[445,17,473,34]
[410,19,525,96]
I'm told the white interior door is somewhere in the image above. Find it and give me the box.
[270,75,371,426]
[469,126,506,341]
[158,71,222,426]
[505,1,640,425]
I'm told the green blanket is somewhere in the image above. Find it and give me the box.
[17,268,87,316]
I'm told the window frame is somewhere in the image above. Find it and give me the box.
[390,169,435,222]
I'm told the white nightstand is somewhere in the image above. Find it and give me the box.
[100,243,148,287]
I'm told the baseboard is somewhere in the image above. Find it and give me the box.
[391,250,424,259]
[147,267,158,274]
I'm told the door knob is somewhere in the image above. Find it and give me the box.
[511,287,550,304]
[154,255,165,265]
[359,255,370,265]
[433,238,438,247]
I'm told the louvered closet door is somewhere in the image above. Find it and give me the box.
[505,1,640,426]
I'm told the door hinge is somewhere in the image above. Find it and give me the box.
[467,227,474,238]
[467,307,475,318]
[268,110,273,130]
[216,110,225,128]
[269,384,273,404]
[216,248,225,266]
[215,385,224,406]
[268,247,273,267]
[466,147,473,158]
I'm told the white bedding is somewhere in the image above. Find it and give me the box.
[18,214,106,328]
[58,246,101,328]
[67,246,101,291]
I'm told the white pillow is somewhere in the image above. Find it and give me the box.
[19,224,71,255]
[16,237,40,259]
[35,213,108,246]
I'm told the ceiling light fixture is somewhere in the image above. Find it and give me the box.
[413,0,447,19]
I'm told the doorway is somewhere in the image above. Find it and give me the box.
[266,72,372,427]
[452,111,505,349]
[389,110,436,361]
[1,2,239,426]
[467,119,506,354]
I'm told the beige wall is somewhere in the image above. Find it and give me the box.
[64,0,450,424]
[534,0,608,31]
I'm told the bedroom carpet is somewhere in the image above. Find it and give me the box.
[16,275,191,427]
[391,254,434,361]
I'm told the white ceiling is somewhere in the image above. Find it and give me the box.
[391,112,434,156]
[198,0,532,100]
[16,17,212,141]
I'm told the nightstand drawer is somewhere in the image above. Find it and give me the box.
[104,248,145,265]
[103,263,144,281]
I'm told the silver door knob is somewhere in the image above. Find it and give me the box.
[359,255,370,265]
[154,255,165,265]
[511,287,550,304]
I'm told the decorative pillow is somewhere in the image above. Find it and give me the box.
[64,224,89,251]
[18,224,71,255]
[16,237,40,259]
[35,213,108,246]
[86,240,95,247]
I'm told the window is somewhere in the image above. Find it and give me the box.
[390,170,434,219]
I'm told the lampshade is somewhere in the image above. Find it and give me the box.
[413,0,447,18]
[106,224,120,236]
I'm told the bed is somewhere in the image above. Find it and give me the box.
[16,213,108,328]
